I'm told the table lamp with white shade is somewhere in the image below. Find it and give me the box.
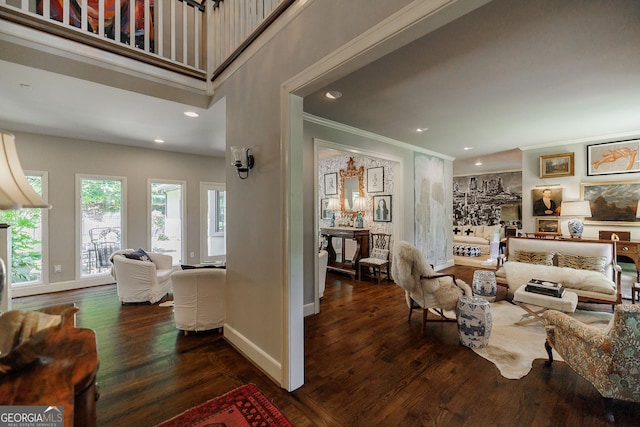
[352,197,368,228]
[561,200,592,238]
[326,198,340,227]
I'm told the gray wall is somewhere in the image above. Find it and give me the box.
[14,131,225,286]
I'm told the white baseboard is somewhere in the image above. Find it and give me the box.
[223,323,282,386]
[11,276,114,298]
[303,302,316,317]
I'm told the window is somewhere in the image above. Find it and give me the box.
[200,183,226,262]
[78,176,124,278]
[150,180,185,265]
[0,172,48,286]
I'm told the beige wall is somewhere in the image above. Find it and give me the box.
[13,131,225,288]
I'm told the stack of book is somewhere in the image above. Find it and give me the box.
[525,278,565,298]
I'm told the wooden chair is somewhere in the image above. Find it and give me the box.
[358,233,391,284]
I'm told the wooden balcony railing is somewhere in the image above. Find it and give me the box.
[0,0,293,84]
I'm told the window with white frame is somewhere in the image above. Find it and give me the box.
[200,182,226,262]
[78,176,124,278]
[150,180,185,265]
[0,172,48,286]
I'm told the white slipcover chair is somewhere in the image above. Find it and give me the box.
[111,251,173,304]
[171,268,226,334]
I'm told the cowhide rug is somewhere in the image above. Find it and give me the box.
[472,300,612,380]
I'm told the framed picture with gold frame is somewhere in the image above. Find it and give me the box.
[536,218,559,233]
[539,153,574,178]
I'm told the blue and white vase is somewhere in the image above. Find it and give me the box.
[456,296,492,348]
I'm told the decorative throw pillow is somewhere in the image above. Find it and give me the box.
[512,250,554,266]
[371,248,389,260]
[124,248,152,262]
[556,254,607,273]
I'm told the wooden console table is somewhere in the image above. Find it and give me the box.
[320,227,369,277]
[616,241,640,281]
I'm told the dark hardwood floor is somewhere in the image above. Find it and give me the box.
[11,265,640,426]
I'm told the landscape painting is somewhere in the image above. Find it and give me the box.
[581,181,640,225]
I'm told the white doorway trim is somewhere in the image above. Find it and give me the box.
[279,0,491,391]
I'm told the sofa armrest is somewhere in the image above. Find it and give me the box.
[543,310,610,350]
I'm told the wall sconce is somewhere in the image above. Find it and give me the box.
[230,146,254,179]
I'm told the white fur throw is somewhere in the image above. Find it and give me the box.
[392,241,471,310]
[501,261,616,295]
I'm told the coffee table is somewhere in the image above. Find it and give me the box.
[513,285,578,325]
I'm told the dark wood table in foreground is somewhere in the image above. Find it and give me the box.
[0,306,99,427]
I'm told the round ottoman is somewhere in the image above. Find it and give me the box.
[456,296,492,348]
[472,270,497,302]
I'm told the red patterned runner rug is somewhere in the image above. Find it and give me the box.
[156,384,294,427]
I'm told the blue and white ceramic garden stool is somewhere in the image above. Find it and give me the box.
[456,296,492,348]
[472,270,497,302]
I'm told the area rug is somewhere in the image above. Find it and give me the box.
[472,301,612,380]
[156,384,293,427]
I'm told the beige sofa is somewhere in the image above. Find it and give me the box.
[496,237,621,305]
[453,225,500,255]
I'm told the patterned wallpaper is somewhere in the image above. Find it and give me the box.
[318,154,396,236]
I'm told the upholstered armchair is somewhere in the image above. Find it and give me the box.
[171,268,226,334]
[111,250,173,304]
[391,241,472,334]
[543,305,640,422]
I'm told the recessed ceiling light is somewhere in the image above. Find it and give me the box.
[154,138,165,143]
[324,91,342,100]
[475,162,483,166]
[464,146,474,151]
[416,128,429,133]
[184,111,199,118]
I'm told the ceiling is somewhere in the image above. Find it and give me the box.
[1,0,639,172]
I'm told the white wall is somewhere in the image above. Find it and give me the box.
[13,131,225,291]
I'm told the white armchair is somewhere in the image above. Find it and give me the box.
[111,250,173,304]
[171,268,226,334]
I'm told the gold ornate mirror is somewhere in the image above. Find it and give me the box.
[339,157,364,214]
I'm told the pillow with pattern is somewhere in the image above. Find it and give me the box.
[371,248,389,260]
[556,254,607,273]
[124,248,152,262]
[512,250,554,266]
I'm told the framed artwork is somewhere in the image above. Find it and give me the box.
[536,218,559,233]
[324,172,338,195]
[320,198,331,219]
[587,139,640,176]
[532,187,563,216]
[539,152,574,178]
[581,180,640,225]
[367,166,384,192]
[373,195,392,222]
